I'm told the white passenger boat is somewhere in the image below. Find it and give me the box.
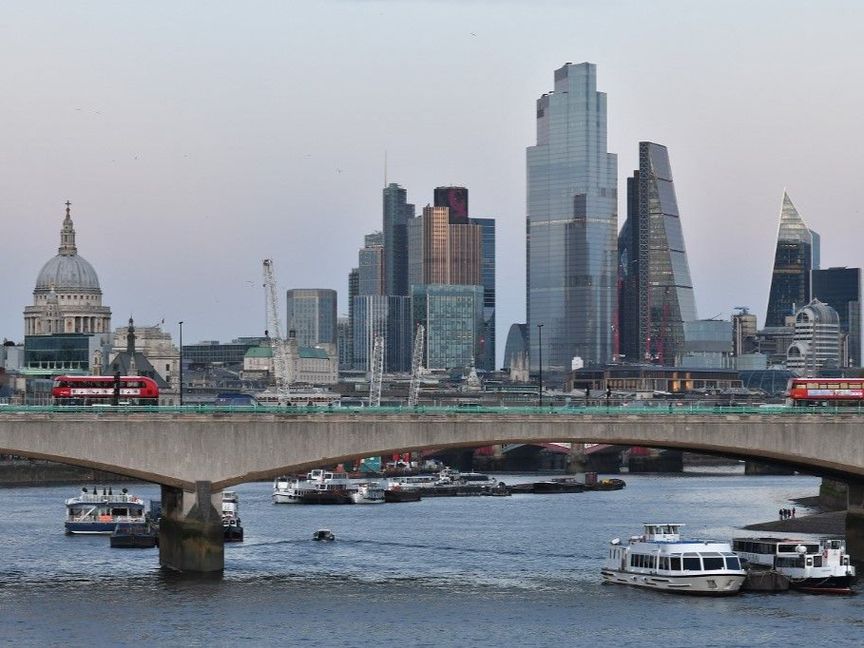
[273,469,357,504]
[65,486,146,534]
[350,482,385,504]
[732,537,856,593]
[601,523,746,595]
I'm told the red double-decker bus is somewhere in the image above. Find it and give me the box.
[787,377,864,407]
[52,375,160,405]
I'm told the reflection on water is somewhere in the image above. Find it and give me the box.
[1,474,863,647]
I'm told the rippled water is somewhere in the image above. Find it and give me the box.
[1,472,862,647]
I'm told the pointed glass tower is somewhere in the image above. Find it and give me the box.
[765,192,818,327]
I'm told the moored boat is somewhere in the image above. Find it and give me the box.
[732,537,856,593]
[110,522,158,548]
[351,482,386,504]
[222,491,244,542]
[273,469,356,504]
[601,523,746,595]
[65,487,146,535]
[384,486,422,503]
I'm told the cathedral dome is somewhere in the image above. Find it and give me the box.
[35,253,101,292]
[33,203,102,294]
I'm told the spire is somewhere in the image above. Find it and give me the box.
[126,317,136,355]
[58,201,77,256]
[777,191,812,244]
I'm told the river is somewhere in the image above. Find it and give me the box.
[0,471,861,647]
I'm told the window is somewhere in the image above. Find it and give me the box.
[683,556,702,571]
[724,556,741,570]
[702,557,725,570]
[670,556,681,571]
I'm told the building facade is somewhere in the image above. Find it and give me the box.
[110,319,179,387]
[812,267,861,367]
[285,289,337,347]
[412,284,484,371]
[786,299,841,374]
[618,142,698,365]
[351,295,412,373]
[527,62,617,371]
[472,217,496,371]
[434,186,470,224]
[765,192,819,327]
[383,183,415,296]
[358,231,384,296]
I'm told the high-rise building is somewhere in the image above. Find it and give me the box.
[383,183,415,296]
[617,142,697,365]
[285,289,337,348]
[434,186,469,224]
[408,205,481,287]
[472,217,496,371]
[351,295,412,373]
[786,299,841,374]
[358,231,384,296]
[812,267,861,366]
[765,192,818,327]
[527,62,617,371]
[412,284,484,371]
[336,316,352,371]
[732,307,759,359]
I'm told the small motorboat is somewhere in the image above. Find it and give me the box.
[110,522,158,548]
[313,529,335,542]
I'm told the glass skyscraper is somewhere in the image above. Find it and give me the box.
[352,295,412,373]
[383,183,415,296]
[471,217,496,371]
[812,267,861,366]
[412,284,484,371]
[527,62,617,371]
[285,289,337,347]
[765,192,818,327]
[618,142,697,365]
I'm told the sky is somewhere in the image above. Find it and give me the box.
[2,1,863,365]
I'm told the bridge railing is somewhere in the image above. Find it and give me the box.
[1,403,863,416]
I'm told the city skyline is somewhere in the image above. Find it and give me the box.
[2,2,863,365]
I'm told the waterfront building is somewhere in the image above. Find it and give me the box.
[765,192,819,327]
[569,365,742,396]
[242,338,338,385]
[383,183,415,296]
[352,295,412,373]
[358,231,384,296]
[285,289,337,348]
[183,338,266,369]
[434,186,469,224]
[786,299,841,375]
[472,217,496,371]
[412,284,484,371]
[527,62,617,371]
[22,203,113,376]
[812,267,861,367]
[618,142,697,366]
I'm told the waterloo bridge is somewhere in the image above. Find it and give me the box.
[1,405,863,574]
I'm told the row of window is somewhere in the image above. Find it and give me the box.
[624,552,740,572]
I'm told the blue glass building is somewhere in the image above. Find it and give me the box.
[527,62,617,371]
[471,217,495,371]
[412,285,484,371]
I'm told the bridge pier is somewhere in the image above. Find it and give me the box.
[846,483,864,564]
[159,481,224,575]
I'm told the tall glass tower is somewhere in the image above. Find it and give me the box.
[765,192,818,327]
[618,142,697,365]
[527,62,617,371]
[383,183,415,296]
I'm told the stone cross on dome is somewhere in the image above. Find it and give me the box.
[59,200,77,256]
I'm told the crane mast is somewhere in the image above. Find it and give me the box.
[408,324,425,407]
[262,258,291,406]
[368,335,384,407]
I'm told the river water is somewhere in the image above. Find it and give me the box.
[1,471,862,647]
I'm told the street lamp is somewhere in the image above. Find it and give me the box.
[178,321,184,406]
[537,323,544,407]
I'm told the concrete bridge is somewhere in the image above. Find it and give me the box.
[1,407,863,574]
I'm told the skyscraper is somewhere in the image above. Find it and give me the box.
[352,295,412,373]
[812,267,861,366]
[618,142,697,365]
[471,217,496,371]
[434,186,469,224]
[383,183,415,296]
[285,289,337,347]
[765,192,818,327]
[358,231,384,296]
[412,284,484,371]
[407,205,481,287]
[527,62,617,371]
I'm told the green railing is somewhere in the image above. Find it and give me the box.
[0,404,862,416]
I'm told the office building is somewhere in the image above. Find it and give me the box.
[786,299,841,374]
[352,295,412,373]
[285,289,337,348]
[358,231,384,296]
[618,142,697,366]
[527,62,617,371]
[812,267,861,367]
[472,217,496,371]
[412,284,484,371]
[408,205,481,287]
[383,183,415,296]
[434,186,469,224]
[765,192,818,327]
[732,308,759,360]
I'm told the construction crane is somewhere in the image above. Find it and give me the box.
[262,259,291,406]
[408,324,425,407]
[368,335,384,407]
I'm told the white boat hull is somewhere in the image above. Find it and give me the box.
[272,491,303,504]
[350,493,385,504]
[601,569,745,596]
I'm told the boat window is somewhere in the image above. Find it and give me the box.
[776,556,804,568]
[724,556,741,570]
[804,544,819,554]
[702,556,725,570]
[670,556,681,571]
[813,556,822,567]
[683,556,702,571]
[777,544,797,553]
